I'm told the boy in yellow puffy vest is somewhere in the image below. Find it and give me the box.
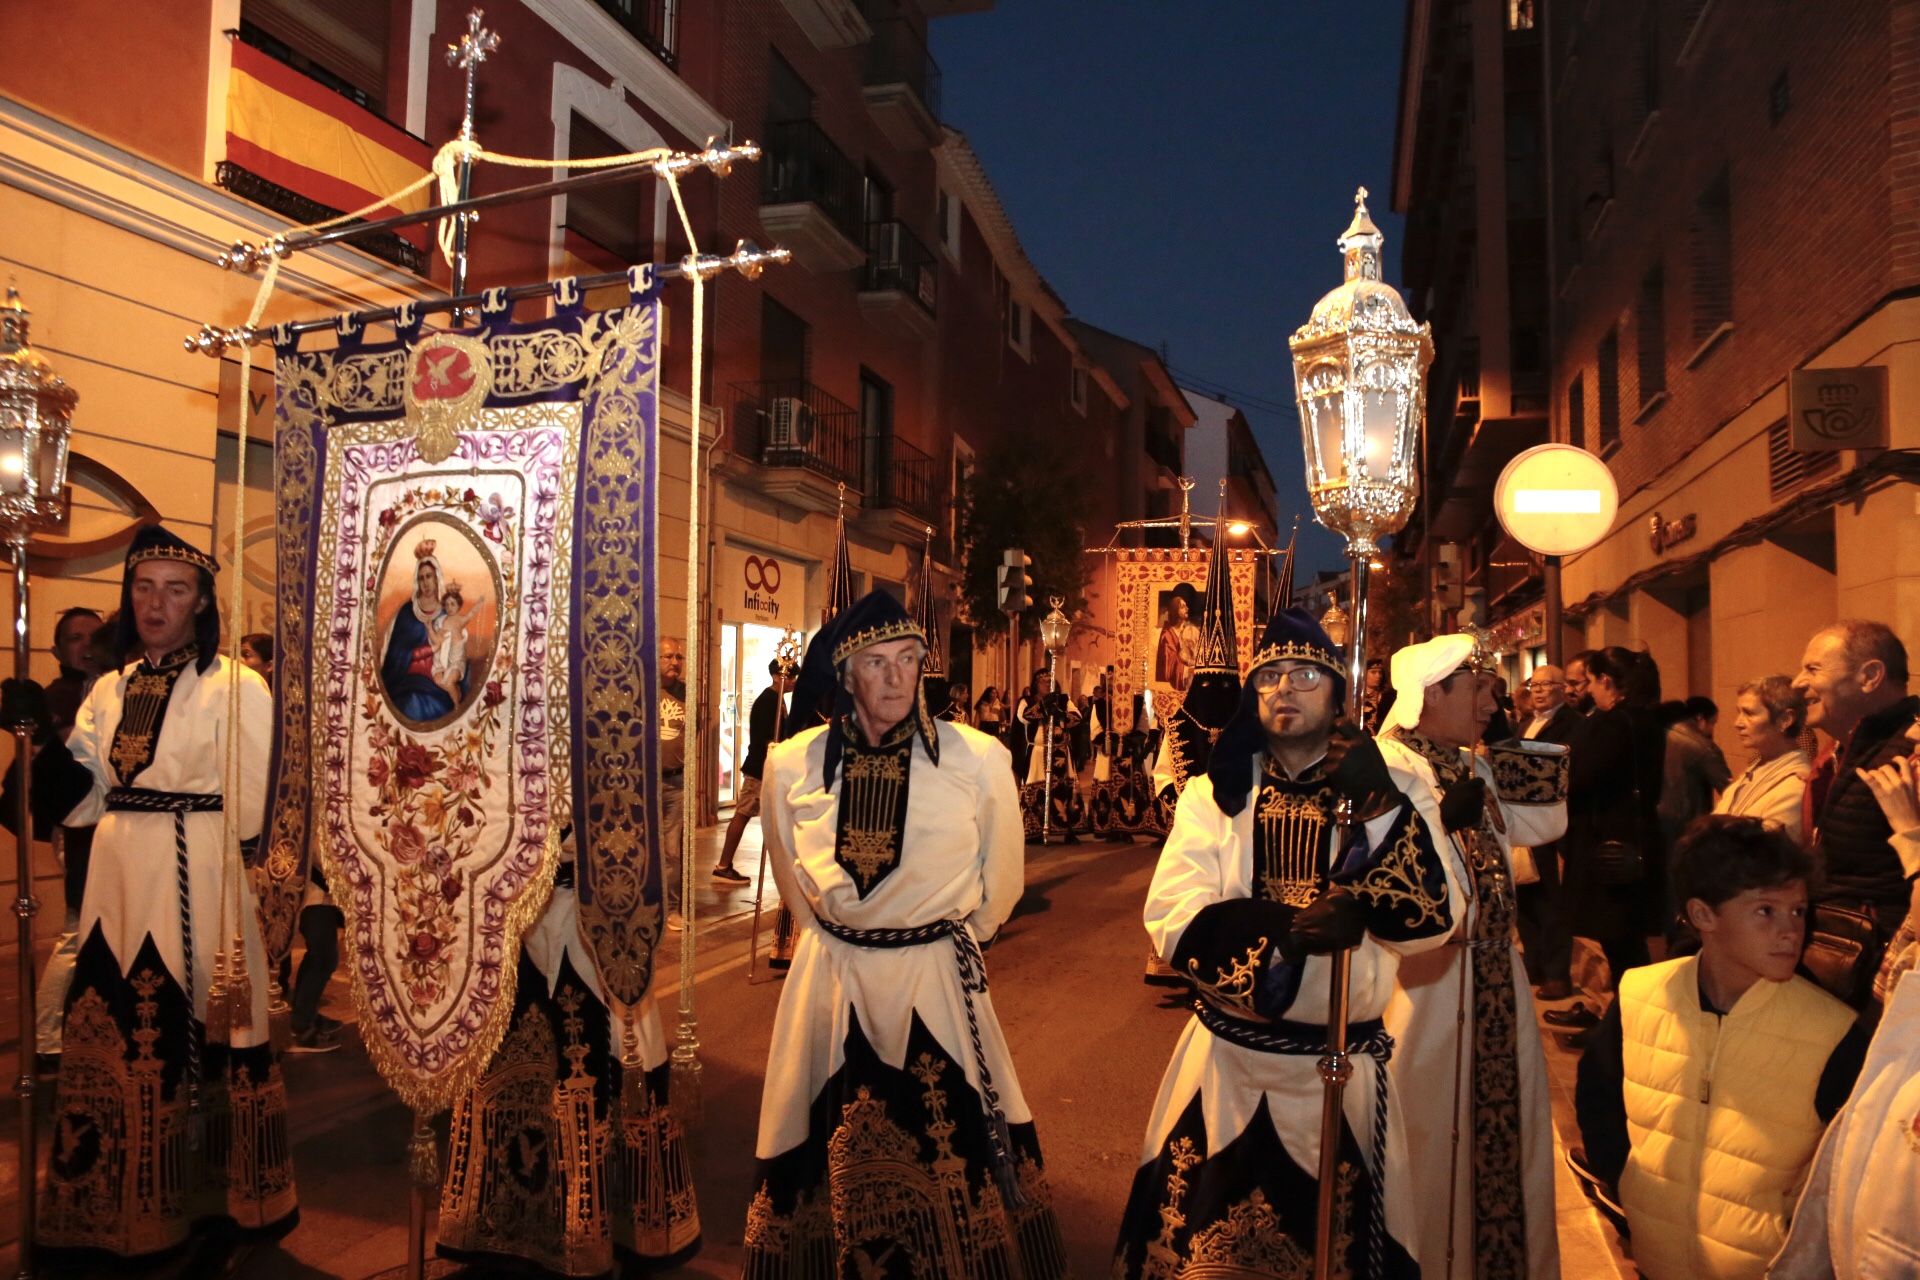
[1574,815,1870,1279]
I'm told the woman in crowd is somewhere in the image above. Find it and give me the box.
[973,685,1007,740]
[1713,675,1812,837]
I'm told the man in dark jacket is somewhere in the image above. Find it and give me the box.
[1794,620,1918,1006]
[1520,664,1584,1000]
[715,659,791,883]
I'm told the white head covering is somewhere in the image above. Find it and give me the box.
[1382,633,1478,733]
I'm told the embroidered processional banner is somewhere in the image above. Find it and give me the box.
[1111,547,1257,734]
[261,272,665,1111]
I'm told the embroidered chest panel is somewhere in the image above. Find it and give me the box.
[834,729,915,897]
[107,656,193,785]
[1253,768,1337,907]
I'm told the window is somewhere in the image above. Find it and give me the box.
[592,0,677,67]
[1070,364,1088,414]
[1769,70,1791,125]
[1566,373,1586,447]
[1638,9,1662,121]
[1507,0,1535,31]
[949,436,975,557]
[860,370,894,502]
[862,166,894,227]
[1636,265,1667,408]
[1007,298,1031,359]
[759,295,809,386]
[768,51,811,125]
[240,0,393,112]
[1690,171,1733,347]
[565,114,650,264]
[1597,330,1621,452]
[936,187,961,260]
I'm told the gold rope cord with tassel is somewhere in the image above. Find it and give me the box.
[661,170,706,1124]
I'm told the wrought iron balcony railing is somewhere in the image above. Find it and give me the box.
[730,378,864,488]
[865,18,942,120]
[867,432,943,524]
[761,119,864,244]
[593,0,678,67]
[862,220,938,314]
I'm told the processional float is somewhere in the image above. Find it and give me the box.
[179,11,791,1276]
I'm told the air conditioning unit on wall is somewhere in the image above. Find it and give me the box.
[764,396,815,449]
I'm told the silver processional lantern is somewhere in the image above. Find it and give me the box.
[0,284,77,1277]
[1286,190,1430,1280]
[1037,596,1072,843]
[1289,187,1432,711]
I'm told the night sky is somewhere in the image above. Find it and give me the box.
[932,1,1409,577]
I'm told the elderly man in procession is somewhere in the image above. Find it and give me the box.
[741,590,1067,1279]
[1113,609,1460,1278]
[3,526,291,1264]
[1377,633,1570,1280]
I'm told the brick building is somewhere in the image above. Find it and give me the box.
[1,0,1205,822]
[1396,0,1920,740]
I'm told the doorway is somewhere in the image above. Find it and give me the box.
[718,618,790,807]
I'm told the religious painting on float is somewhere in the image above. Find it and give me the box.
[1110,547,1258,735]
[374,519,503,730]
[260,271,669,1114]
[1151,583,1202,694]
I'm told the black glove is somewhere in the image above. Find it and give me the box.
[0,678,52,743]
[1439,776,1488,833]
[1285,886,1368,957]
[1323,721,1398,820]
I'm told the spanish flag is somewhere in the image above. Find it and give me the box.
[225,41,432,249]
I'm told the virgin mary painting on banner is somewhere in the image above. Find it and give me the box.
[264,270,699,1274]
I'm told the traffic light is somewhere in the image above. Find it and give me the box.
[997,548,1032,613]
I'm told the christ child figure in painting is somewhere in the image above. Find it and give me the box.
[431,583,480,703]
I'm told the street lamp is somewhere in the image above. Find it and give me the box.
[0,285,77,1278]
[1037,595,1072,843]
[1288,188,1431,1280]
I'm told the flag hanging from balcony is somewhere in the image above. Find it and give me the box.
[225,39,432,249]
[260,271,666,1111]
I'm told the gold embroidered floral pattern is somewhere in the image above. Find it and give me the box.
[1487,740,1570,805]
[107,664,190,784]
[1186,940,1269,1017]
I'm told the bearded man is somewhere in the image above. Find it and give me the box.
[1113,609,1459,1278]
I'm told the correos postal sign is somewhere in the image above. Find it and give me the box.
[1492,443,1619,556]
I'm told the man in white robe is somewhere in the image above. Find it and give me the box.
[1378,632,1569,1280]
[4,526,292,1264]
[1114,608,1462,1278]
[743,590,1067,1279]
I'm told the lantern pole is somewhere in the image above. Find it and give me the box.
[1288,188,1432,1280]
[9,531,34,1280]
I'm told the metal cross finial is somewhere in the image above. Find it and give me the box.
[1355,185,1369,207]
[446,9,500,143]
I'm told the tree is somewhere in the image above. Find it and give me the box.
[955,433,1092,640]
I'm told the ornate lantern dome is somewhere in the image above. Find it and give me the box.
[1289,189,1434,555]
[0,286,77,537]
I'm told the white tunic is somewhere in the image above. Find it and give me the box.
[1378,738,1566,1280]
[61,655,275,1047]
[755,719,1029,1158]
[1769,971,1920,1279]
[1138,762,1464,1255]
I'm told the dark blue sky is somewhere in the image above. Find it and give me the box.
[932,1,1408,576]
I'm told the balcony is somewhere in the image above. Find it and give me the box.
[862,19,943,149]
[758,120,867,273]
[777,0,871,48]
[1145,425,1182,477]
[728,379,863,515]
[859,433,945,542]
[592,0,677,67]
[220,34,431,273]
[858,221,938,341]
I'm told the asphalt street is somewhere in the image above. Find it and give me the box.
[0,821,1627,1278]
